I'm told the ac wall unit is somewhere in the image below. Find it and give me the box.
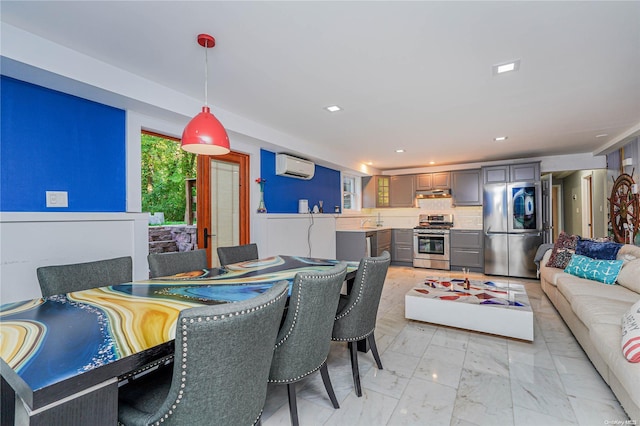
[275,154,315,180]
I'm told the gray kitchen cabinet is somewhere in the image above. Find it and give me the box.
[451,169,482,206]
[510,163,540,182]
[389,175,415,207]
[336,228,392,261]
[483,165,509,184]
[336,230,375,261]
[416,172,450,190]
[432,172,451,188]
[392,229,413,265]
[375,228,392,256]
[450,229,484,272]
[362,176,390,208]
[483,163,540,184]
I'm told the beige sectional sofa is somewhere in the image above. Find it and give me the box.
[539,244,640,420]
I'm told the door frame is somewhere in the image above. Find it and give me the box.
[197,152,250,264]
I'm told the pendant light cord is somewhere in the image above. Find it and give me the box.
[204,43,209,107]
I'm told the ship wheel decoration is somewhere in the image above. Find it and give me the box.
[608,172,639,243]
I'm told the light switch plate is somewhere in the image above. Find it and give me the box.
[46,191,68,208]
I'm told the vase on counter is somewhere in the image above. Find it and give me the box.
[256,178,267,213]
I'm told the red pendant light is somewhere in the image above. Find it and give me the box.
[181,34,230,155]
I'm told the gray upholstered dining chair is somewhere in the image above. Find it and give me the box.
[331,251,391,397]
[268,263,348,426]
[147,249,208,278]
[117,281,289,426]
[217,243,259,266]
[36,256,132,297]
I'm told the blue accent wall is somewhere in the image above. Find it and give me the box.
[260,149,341,213]
[1,76,126,212]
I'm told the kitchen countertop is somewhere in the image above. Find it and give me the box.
[336,226,393,233]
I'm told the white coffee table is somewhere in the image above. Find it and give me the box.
[405,278,533,341]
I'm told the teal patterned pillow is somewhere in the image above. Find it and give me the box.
[563,254,624,285]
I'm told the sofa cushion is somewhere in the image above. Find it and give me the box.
[571,295,636,328]
[618,258,640,293]
[556,276,637,305]
[564,254,623,285]
[622,299,640,363]
[546,232,578,269]
[576,238,623,260]
[618,244,640,263]
[539,249,564,287]
[590,323,640,405]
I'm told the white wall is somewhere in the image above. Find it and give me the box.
[0,213,148,304]
[253,214,337,259]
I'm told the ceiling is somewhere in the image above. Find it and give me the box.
[2,1,640,171]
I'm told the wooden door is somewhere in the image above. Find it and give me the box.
[197,152,250,266]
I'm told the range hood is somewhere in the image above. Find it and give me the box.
[415,189,451,199]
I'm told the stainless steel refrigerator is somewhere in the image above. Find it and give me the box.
[483,181,543,278]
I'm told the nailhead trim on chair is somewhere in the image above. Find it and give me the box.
[267,356,328,384]
[119,287,287,426]
[331,328,374,342]
[335,256,387,321]
[274,271,344,349]
[333,255,388,342]
[270,269,345,384]
[334,261,369,320]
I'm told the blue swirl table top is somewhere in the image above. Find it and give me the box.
[0,255,357,409]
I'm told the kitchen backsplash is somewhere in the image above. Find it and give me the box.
[338,198,483,230]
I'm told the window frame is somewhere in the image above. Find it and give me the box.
[342,173,361,212]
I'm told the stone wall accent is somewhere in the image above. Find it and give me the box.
[149,225,198,254]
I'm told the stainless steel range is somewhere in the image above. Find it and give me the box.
[413,214,453,270]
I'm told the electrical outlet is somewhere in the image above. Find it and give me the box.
[46,191,68,208]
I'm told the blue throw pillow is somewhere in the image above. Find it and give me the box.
[576,238,622,260]
[564,254,624,285]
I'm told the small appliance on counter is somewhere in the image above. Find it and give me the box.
[298,199,309,214]
[413,214,453,270]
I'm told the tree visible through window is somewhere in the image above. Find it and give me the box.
[141,132,197,223]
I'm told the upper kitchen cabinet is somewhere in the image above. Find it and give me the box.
[416,172,450,190]
[451,169,482,206]
[483,165,509,183]
[510,163,540,182]
[362,175,390,208]
[483,163,540,184]
[390,175,415,207]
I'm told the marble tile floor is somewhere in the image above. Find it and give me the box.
[262,266,633,426]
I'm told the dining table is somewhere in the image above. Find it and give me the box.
[0,255,357,426]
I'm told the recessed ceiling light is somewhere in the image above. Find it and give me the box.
[429,161,436,165]
[325,105,342,112]
[493,59,520,75]
[494,136,508,142]
[595,134,608,138]
[395,149,405,153]
[367,161,373,165]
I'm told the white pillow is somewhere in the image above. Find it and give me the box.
[617,258,640,293]
[622,298,640,363]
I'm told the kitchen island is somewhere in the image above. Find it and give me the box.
[335,227,392,261]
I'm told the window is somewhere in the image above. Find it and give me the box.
[342,174,361,211]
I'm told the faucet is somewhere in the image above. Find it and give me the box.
[360,218,372,228]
